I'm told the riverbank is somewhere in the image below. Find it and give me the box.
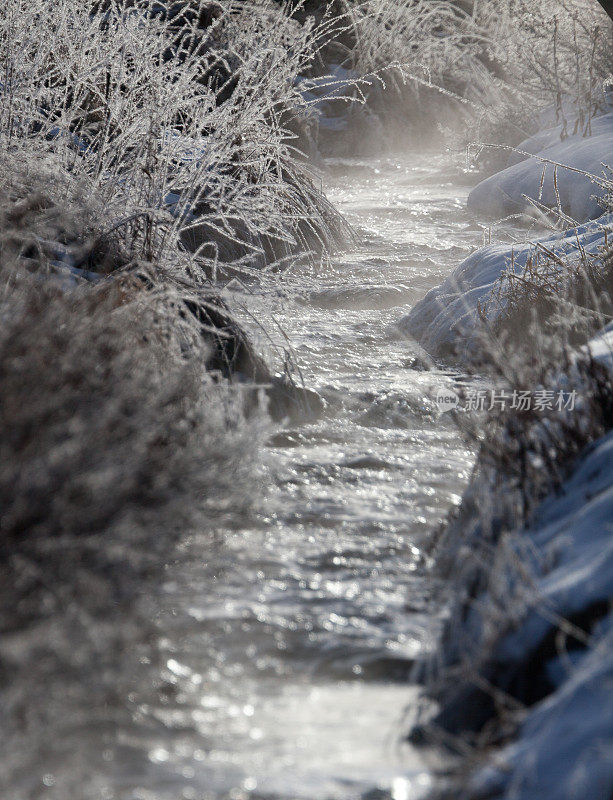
[1,2,612,798]
[400,90,613,799]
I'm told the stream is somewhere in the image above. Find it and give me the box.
[114,151,487,800]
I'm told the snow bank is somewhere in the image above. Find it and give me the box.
[464,428,613,800]
[405,91,613,800]
[586,321,613,373]
[506,110,613,168]
[396,214,612,360]
[468,112,613,222]
[472,624,613,800]
[506,87,613,169]
[410,312,613,797]
[492,430,613,663]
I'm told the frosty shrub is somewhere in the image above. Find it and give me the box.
[324,0,611,149]
[0,0,349,279]
[466,0,613,167]
[483,240,613,354]
[0,167,266,796]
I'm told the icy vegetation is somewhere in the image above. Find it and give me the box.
[1,0,612,798]
[0,145,274,791]
[397,213,612,360]
[409,331,613,800]
[0,1,341,792]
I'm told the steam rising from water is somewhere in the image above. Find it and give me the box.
[109,153,480,800]
[5,152,488,800]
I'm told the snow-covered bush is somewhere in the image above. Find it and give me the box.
[483,243,613,357]
[0,163,266,797]
[465,0,612,170]
[299,0,500,147]
[0,0,349,277]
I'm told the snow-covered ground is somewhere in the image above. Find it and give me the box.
[403,100,613,800]
[395,213,612,360]
[468,111,613,222]
[395,101,613,362]
[392,89,613,359]
[473,618,613,800]
[461,419,613,800]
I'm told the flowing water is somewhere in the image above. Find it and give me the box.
[113,152,486,800]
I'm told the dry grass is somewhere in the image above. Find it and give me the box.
[0,150,266,796]
[408,245,613,793]
[480,239,613,357]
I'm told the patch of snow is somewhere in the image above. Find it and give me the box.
[472,620,613,800]
[296,64,359,133]
[496,436,613,663]
[586,322,613,373]
[46,126,89,154]
[469,112,613,222]
[533,83,613,138]
[164,191,195,223]
[507,112,613,168]
[395,214,612,361]
[49,262,104,286]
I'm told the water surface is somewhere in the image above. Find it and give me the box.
[117,152,483,800]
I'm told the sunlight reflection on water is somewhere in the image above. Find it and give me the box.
[116,152,482,800]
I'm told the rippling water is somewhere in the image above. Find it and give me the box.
[111,152,485,800]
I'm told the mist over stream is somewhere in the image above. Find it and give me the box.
[96,151,501,800]
[1,0,611,796]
